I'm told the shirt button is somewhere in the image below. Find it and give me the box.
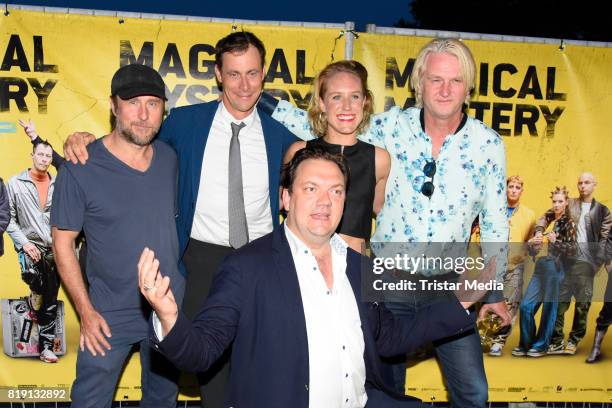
[342,345,345,350]
[327,291,330,295]
[345,373,349,378]
[305,384,309,391]
[313,266,317,271]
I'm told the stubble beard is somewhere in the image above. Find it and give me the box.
[116,118,160,147]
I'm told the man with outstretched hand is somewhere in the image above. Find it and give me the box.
[138,146,487,408]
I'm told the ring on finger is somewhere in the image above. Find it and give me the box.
[143,283,154,292]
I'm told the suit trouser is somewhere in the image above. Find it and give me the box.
[182,238,234,408]
[70,309,181,408]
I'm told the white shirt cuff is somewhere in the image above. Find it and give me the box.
[152,312,165,341]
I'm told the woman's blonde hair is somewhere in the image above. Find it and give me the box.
[410,38,476,108]
[307,60,374,137]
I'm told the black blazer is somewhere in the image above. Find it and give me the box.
[153,227,474,407]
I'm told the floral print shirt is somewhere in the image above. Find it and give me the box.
[272,101,509,286]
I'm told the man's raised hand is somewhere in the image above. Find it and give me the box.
[18,119,38,141]
[137,247,178,335]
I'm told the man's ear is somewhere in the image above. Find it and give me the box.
[281,187,291,213]
[215,65,223,85]
[110,97,117,116]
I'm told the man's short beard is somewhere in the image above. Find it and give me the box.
[119,128,157,146]
[116,119,159,147]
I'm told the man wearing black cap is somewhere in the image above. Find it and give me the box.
[51,64,185,408]
[61,32,298,407]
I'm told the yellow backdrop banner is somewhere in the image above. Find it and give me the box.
[0,9,344,402]
[2,8,612,403]
[355,32,612,402]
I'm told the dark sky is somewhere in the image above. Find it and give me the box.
[6,0,414,31]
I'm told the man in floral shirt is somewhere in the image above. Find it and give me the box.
[260,38,509,408]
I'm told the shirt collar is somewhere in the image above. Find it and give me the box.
[419,108,467,136]
[219,100,258,129]
[284,223,348,259]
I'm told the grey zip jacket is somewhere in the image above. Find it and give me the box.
[6,169,55,250]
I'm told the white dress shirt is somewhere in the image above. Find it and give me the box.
[190,102,272,246]
[154,223,368,407]
[285,224,367,408]
[153,224,469,405]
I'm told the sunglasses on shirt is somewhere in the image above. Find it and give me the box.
[421,159,436,198]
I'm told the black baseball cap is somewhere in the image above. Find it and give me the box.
[111,64,167,100]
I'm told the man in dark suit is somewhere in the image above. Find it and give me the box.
[138,146,480,408]
[63,32,297,406]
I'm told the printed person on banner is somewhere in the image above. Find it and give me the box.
[282,60,390,254]
[18,119,89,274]
[537,172,611,355]
[258,38,510,407]
[5,139,60,363]
[484,175,535,356]
[139,146,486,408]
[60,31,298,408]
[51,64,185,408]
[586,234,612,363]
[513,186,576,358]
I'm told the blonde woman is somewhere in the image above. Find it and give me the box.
[513,186,576,357]
[282,60,390,253]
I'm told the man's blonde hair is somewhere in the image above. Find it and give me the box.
[507,175,524,188]
[410,38,476,108]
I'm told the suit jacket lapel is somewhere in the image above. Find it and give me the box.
[345,249,386,387]
[258,107,283,212]
[271,227,309,376]
[192,101,220,196]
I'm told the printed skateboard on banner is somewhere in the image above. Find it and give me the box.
[1,298,66,358]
